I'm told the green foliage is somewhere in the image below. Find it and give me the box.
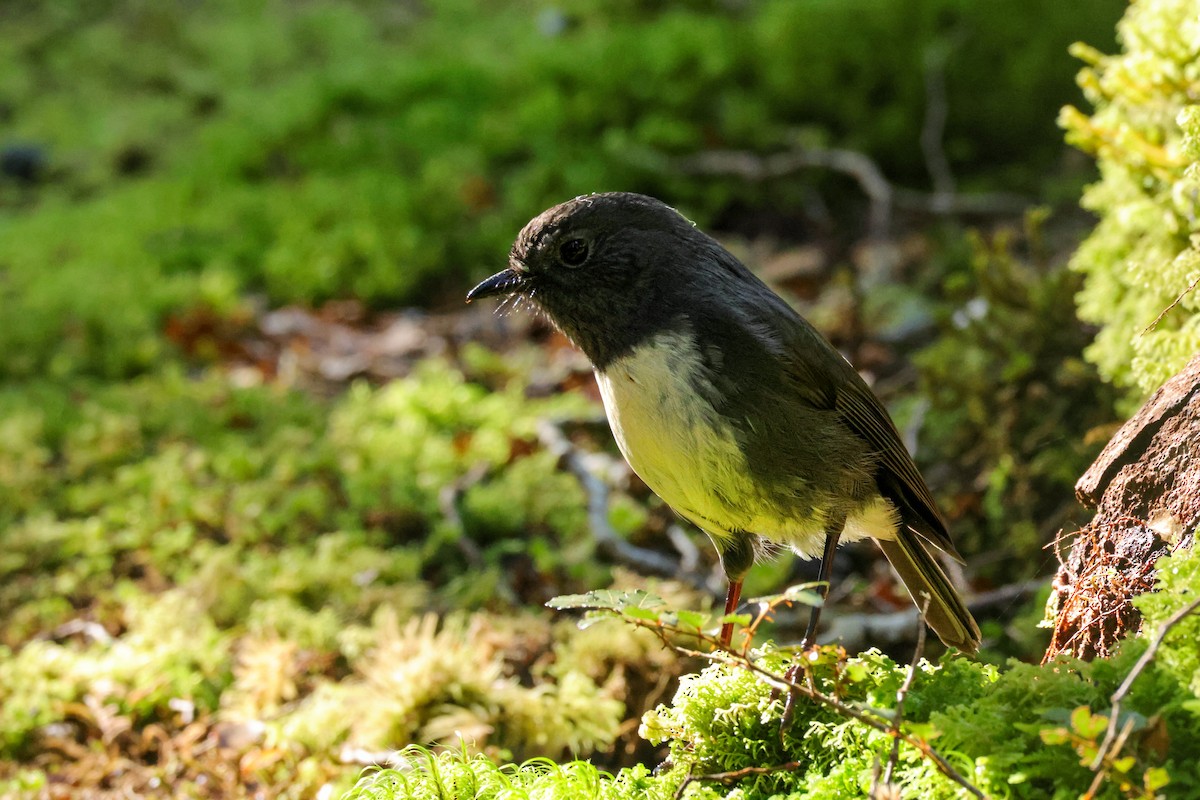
[349,642,1187,799]
[0,0,1121,380]
[1061,0,1200,396]
[345,564,1200,800]
[342,748,674,800]
[0,363,594,647]
[912,219,1120,569]
[1133,545,1200,696]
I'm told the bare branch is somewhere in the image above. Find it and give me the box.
[674,146,893,243]
[674,762,803,800]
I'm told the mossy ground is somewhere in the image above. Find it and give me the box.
[6,0,1194,798]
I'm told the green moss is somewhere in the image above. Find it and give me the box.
[0,362,597,649]
[912,222,1120,571]
[1133,545,1200,696]
[1062,0,1200,396]
[0,0,1121,380]
[0,589,231,755]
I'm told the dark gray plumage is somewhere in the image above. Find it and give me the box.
[468,192,980,652]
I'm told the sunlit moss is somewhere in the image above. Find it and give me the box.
[1063,0,1200,396]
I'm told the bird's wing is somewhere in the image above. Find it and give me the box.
[832,379,960,559]
[692,258,961,559]
[720,276,960,559]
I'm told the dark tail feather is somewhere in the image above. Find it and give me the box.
[877,532,981,653]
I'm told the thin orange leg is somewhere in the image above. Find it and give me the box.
[718,578,744,648]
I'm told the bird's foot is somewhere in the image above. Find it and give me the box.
[778,661,805,737]
[777,639,818,739]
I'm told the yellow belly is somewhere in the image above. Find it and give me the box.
[594,331,898,558]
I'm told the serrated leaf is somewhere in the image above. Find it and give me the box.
[547,592,606,610]
[718,612,752,626]
[547,589,665,612]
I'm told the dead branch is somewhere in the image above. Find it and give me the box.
[673,146,893,243]
[1140,274,1200,335]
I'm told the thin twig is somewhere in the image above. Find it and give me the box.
[1141,274,1200,335]
[920,39,957,210]
[1090,595,1200,769]
[438,461,492,568]
[881,594,931,788]
[674,762,803,799]
[1085,716,1138,798]
[674,146,893,243]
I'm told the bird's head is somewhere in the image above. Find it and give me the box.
[467,192,707,368]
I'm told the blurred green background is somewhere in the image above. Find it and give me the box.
[1,0,1161,797]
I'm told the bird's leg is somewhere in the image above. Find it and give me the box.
[715,534,756,649]
[782,514,846,734]
[718,578,744,648]
[801,525,843,648]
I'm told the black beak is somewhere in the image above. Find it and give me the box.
[466,268,528,302]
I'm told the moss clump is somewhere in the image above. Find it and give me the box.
[0,363,596,650]
[348,543,1200,799]
[0,589,231,756]
[1061,0,1200,396]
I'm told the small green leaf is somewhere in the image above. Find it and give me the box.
[1070,706,1107,740]
[844,663,870,682]
[674,609,708,629]
[719,612,753,626]
[1039,728,1069,745]
[783,585,824,607]
[1111,756,1135,773]
[623,606,661,622]
[1145,766,1171,791]
[1041,707,1074,725]
[576,610,614,629]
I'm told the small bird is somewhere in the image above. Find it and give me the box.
[468,192,980,653]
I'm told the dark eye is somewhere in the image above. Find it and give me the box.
[558,238,589,267]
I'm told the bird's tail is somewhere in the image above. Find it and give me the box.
[877,533,981,653]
